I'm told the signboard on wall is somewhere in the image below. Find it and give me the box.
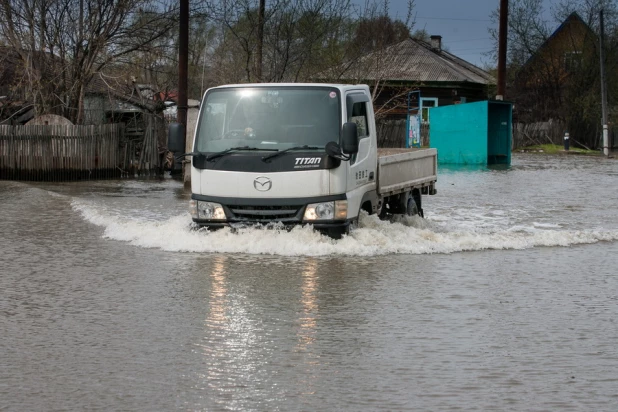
[406,90,421,148]
[408,114,421,148]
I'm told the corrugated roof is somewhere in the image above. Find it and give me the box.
[330,38,495,85]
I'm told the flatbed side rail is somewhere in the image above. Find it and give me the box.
[377,148,437,196]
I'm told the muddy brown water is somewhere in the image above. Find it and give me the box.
[1,154,618,411]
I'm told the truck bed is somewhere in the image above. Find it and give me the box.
[376,148,437,196]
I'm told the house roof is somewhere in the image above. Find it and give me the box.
[323,37,494,85]
[520,12,595,69]
[85,74,162,112]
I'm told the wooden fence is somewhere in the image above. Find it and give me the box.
[377,119,430,148]
[512,121,567,149]
[0,123,160,181]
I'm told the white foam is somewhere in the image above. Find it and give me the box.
[71,199,618,257]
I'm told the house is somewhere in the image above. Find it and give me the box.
[1,48,169,170]
[82,75,169,168]
[513,12,597,122]
[83,76,164,131]
[0,47,166,129]
[318,36,495,121]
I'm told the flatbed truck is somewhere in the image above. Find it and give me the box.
[169,83,437,238]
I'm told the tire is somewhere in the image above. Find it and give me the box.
[412,189,423,218]
[406,196,418,216]
[381,192,423,219]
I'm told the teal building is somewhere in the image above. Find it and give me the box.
[430,101,512,165]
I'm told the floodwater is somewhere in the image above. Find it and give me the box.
[1,154,618,411]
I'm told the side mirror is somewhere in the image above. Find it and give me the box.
[168,123,185,153]
[341,122,358,154]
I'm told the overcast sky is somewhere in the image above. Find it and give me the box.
[362,0,558,69]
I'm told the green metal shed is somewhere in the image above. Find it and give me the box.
[429,101,512,165]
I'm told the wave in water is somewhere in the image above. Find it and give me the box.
[71,199,618,256]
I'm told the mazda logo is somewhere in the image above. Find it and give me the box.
[253,176,272,191]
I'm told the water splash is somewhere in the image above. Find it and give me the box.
[71,199,618,257]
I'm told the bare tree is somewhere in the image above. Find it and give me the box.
[200,0,354,84]
[488,0,618,148]
[324,1,417,120]
[0,0,176,124]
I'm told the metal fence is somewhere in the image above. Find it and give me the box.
[0,123,160,181]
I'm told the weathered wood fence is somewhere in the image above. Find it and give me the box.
[377,119,430,147]
[512,121,566,149]
[0,123,160,181]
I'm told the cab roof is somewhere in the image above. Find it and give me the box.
[209,83,370,94]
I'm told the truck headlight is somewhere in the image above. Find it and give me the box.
[196,201,226,220]
[304,200,347,221]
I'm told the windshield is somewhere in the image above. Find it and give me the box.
[195,87,341,152]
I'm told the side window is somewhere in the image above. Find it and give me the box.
[349,102,368,139]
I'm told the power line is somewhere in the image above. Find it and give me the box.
[449,47,492,52]
[416,16,492,22]
[446,37,492,43]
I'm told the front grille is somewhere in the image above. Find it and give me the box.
[227,204,302,221]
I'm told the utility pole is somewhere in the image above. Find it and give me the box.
[178,0,189,180]
[497,0,508,100]
[178,0,189,139]
[599,9,609,156]
[256,0,266,82]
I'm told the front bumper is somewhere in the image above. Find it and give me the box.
[191,193,351,232]
[193,220,352,231]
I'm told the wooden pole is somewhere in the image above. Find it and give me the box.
[177,0,189,181]
[599,9,609,156]
[497,0,508,100]
[177,0,189,136]
[256,0,266,81]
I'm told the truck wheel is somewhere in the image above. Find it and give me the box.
[406,197,419,216]
[412,189,423,218]
[405,190,424,217]
[405,190,423,217]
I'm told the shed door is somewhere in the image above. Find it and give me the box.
[487,104,510,164]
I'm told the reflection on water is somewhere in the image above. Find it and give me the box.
[438,163,510,174]
[205,255,228,329]
[200,255,230,406]
[298,258,318,350]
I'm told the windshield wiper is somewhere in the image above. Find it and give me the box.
[206,146,277,162]
[262,145,321,162]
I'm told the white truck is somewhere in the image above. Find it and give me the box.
[169,83,437,238]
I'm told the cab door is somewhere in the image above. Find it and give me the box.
[345,92,377,205]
